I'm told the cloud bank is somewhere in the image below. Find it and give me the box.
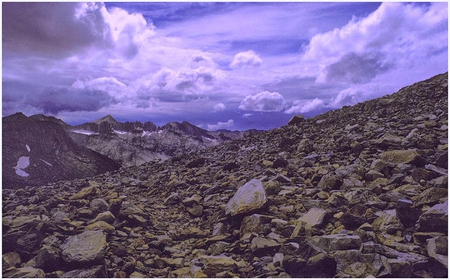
[2,2,447,130]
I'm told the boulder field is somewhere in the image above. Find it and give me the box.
[2,73,448,277]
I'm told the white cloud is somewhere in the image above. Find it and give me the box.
[243,113,253,118]
[329,86,372,108]
[207,119,234,131]
[239,91,286,112]
[213,103,226,112]
[72,77,128,98]
[230,50,263,69]
[285,98,325,114]
[135,66,225,98]
[303,2,448,82]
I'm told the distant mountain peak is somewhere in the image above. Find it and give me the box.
[93,115,117,124]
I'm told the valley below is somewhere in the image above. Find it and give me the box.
[2,73,448,278]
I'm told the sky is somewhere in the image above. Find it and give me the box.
[2,2,448,131]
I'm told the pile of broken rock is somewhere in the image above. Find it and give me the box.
[2,73,448,278]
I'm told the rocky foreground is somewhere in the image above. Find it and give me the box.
[2,73,448,278]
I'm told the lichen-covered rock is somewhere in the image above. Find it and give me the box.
[225,179,267,216]
[306,234,362,252]
[3,267,45,278]
[193,255,240,277]
[372,212,404,234]
[380,149,424,165]
[61,230,107,265]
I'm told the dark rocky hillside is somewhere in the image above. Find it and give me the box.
[2,113,121,188]
[2,73,448,278]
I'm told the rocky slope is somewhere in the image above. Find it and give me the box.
[2,113,121,189]
[69,116,247,166]
[2,72,448,278]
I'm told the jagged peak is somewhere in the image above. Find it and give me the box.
[93,115,118,124]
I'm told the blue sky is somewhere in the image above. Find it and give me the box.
[2,2,448,130]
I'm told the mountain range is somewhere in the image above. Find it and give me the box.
[2,113,251,188]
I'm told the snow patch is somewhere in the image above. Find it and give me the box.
[14,156,30,177]
[40,158,53,167]
[72,129,98,135]
[114,130,129,135]
[26,144,31,153]
[203,137,218,145]
[141,131,153,137]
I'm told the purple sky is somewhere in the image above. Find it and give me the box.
[2,2,448,130]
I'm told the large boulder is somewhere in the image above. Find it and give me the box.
[61,230,107,265]
[225,179,267,216]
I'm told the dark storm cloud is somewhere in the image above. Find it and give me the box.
[30,87,116,114]
[324,52,393,84]
[2,2,112,58]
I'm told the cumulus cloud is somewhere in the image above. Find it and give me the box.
[207,119,234,131]
[285,98,325,114]
[303,2,448,82]
[213,103,226,112]
[133,66,224,99]
[230,50,263,68]
[239,91,286,112]
[243,113,253,118]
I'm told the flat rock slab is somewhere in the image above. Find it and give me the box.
[225,179,267,216]
[61,230,107,264]
[307,234,362,252]
[194,255,240,277]
[380,149,423,165]
[298,207,328,228]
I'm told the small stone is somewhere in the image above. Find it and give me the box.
[35,245,63,272]
[414,187,448,207]
[61,265,107,278]
[86,221,115,234]
[250,237,281,254]
[130,271,147,278]
[380,149,424,165]
[187,205,204,217]
[91,211,116,224]
[240,214,272,236]
[182,194,202,206]
[427,236,448,269]
[298,207,328,228]
[372,212,404,234]
[2,252,21,269]
[70,186,96,200]
[306,234,362,252]
[90,198,109,213]
[288,115,304,126]
[193,255,239,277]
[3,267,45,278]
[207,241,229,255]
